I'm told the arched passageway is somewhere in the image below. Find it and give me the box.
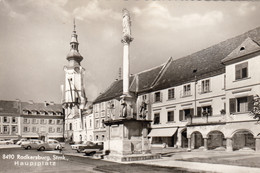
[232,130,255,151]
[191,131,203,149]
[207,131,226,150]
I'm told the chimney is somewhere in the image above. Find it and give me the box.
[50,101,55,105]
[44,101,49,107]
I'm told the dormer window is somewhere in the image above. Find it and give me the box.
[240,46,245,51]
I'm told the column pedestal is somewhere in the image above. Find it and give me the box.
[187,138,191,151]
[204,138,208,151]
[226,138,233,152]
[255,137,260,152]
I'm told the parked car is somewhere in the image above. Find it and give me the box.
[21,140,44,150]
[77,141,103,155]
[16,139,28,145]
[37,139,63,151]
[71,141,91,151]
[0,139,14,145]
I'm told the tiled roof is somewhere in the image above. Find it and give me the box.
[93,77,135,104]
[21,102,63,113]
[0,100,20,114]
[93,26,260,103]
[153,26,260,91]
[130,63,166,93]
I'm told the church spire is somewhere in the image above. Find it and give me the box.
[67,19,83,65]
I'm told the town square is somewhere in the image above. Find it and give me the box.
[1,0,260,172]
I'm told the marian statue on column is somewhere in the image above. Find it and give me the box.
[122,8,133,43]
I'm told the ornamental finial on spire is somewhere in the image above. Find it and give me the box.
[73,18,76,32]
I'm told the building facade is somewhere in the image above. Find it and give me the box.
[93,26,260,151]
[0,100,64,141]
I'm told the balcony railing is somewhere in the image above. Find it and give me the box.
[188,115,225,124]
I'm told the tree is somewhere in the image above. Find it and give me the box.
[250,95,260,122]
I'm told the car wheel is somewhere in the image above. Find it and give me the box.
[89,151,96,156]
[39,147,45,151]
[6,142,9,145]
[27,146,31,150]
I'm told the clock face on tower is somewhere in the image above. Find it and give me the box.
[74,67,80,73]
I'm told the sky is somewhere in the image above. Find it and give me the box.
[0,0,260,104]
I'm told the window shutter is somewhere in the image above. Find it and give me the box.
[197,107,202,117]
[210,106,213,116]
[235,64,242,80]
[160,92,163,102]
[230,98,236,114]
[179,110,183,121]
[248,95,254,112]
[190,109,194,118]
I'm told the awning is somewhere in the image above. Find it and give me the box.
[148,127,178,137]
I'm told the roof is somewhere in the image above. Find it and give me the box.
[94,63,167,104]
[21,102,63,113]
[222,37,260,63]
[0,100,20,114]
[93,77,134,104]
[130,63,166,93]
[153,26,260,91]
[94,26,260,103]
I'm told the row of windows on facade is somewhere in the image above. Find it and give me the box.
[154,79,211,103]
[22,110,62,116]
[67,118,105,131]
[153,96,253,124]
[92,62,249,115]
[95,134,105,141]
[0,117,18,123]
[93,100,115,112]
[154,62,249,103]
[23,119,63,125]
[23,127,62,133]
[0,125,18,134]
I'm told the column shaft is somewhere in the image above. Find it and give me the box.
[123,43,129,94]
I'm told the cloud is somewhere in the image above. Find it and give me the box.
[237,2,256,16]
[133,2,223,31]
[1,0,69,21]
[73,0,120,21]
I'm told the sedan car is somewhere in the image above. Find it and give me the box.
[71,141,91,151]
[37,139,63,151]
[21,140,44,150]
[0,139,14,145]
[16,139,28,145]
[76,141,103,154]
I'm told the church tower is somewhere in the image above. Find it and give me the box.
[62,20,87,142]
